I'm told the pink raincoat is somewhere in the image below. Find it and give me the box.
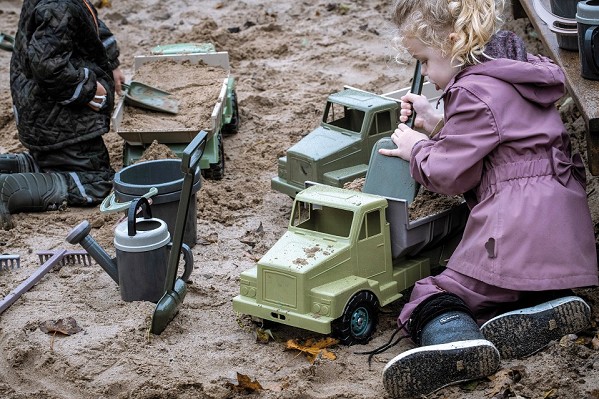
[411,54,598,291]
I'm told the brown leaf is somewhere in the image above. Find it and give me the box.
[486,367,524,397]
[285,337,338,363]
[38,317,83,336]
[233,373,263,392]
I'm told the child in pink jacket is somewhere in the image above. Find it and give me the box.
[378,0,598,397]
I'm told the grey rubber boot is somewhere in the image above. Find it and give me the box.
[0,173,68,230]
[383,295,500,398]
[481,296,591,359]
[0,153,37,174]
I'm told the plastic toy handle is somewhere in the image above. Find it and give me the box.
[179,243,193,282]
[100,186,158,213]
[0,32,14,52]
[532,0,578,35]
[405,61,424,129]
[584,26,599,69]
[127,197,153,237]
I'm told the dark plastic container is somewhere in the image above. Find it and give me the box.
[113,159,202,248]
[577,0,599,79]
[551,0,580,51]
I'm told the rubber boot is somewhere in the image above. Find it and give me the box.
[0,153,37,174]
[383,294,500,398]
[0,173,68,230]
[481,296,591,359]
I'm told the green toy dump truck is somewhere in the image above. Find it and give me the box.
[233,184,468,345]
[271,83,442,197]
[111,43,238,179]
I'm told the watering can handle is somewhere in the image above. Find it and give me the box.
[127,197,153,236]
[100,187,158,213]
[166,242,193,282]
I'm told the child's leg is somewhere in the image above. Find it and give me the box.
[481,296,591,359]
[30,136,115,205]
[383,292,500,398]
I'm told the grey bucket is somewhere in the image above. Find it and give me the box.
[113,159,202,248]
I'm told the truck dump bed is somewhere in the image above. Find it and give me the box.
[385,196,468,259]
[111,52,231,145]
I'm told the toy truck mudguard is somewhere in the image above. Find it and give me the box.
[271,83,443,198]
[233,184,467,345]
[111,48,238,178]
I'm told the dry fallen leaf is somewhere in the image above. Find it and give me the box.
[486,367,524,397]
[255,327,274,344]
[38,317,83,336]
[285,337,338,363]
[227,372,263,393]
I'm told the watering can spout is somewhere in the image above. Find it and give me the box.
[66,220,120,284]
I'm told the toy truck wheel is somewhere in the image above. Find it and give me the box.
[332,291,379,345]
[223,91,239,135]
[201,133,225,180]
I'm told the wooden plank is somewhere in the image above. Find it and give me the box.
[513,0,599,174]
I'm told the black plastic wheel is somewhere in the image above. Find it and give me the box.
[332,291,379,345]
[201,132,225,180]
[222,91,239,135]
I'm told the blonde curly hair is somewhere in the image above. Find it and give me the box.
[392,0,506,66]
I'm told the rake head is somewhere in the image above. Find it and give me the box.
[0,254,20,271]
[37,250,93,266]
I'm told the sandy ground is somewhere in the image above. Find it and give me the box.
[1,1,599,398]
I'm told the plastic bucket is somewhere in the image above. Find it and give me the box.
[113,159,202,248]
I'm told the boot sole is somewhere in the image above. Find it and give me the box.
[480,296,591,359]
[382,339,500,398]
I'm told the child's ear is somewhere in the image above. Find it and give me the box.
[448,32,459,42]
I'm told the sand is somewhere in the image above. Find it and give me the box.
[0,1,598,398]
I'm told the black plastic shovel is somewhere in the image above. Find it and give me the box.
[363,61,424,202]
[150,130,207,335]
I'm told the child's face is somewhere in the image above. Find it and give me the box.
[405,37,460,91]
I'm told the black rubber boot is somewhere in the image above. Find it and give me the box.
[383,294,500,398]
[0,153,37,174]
[0,173,68,230]
[481,296,591,359]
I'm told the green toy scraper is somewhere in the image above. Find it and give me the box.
[150,130,207,335]
[363,61,424,202]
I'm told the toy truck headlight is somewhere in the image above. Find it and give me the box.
[277,156,287,176]
[312,301,331,316]
[240,279,256,298]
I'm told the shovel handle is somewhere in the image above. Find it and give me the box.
[405,61,424,129]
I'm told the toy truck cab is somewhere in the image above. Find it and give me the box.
[271,88,400,197]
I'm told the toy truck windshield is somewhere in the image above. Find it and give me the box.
[291,200,353,238]
[322,101,365,135]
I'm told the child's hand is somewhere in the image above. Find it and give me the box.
[378,123,428,161]
[400,93,438,131]
[112,68,126,95]
[87,82,107,111]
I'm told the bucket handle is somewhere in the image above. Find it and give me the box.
[127,197,153,237]
[532,0,578,36]
[100,186,158,214]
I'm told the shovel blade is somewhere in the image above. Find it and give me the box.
[363,137,420,202]
[124,81,180,114]
[150,278,188,335]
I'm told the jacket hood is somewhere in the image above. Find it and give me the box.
[448,54,566,107]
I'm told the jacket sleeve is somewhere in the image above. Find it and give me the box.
[98,19,120,71]
[27,2,97,105]
[410,87,500,195]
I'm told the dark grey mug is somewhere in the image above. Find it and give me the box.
[577,0,599,79]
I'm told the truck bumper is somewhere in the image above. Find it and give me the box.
[270,176,302,198]
[232,295,334,335]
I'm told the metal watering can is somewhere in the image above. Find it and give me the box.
[67,131,208,334]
